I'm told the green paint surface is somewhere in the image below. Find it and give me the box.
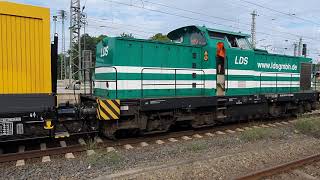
[94,26,311,99]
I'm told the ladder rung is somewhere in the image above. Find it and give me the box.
[217,107,227,110]
[55,132,70,139]
[217,115,227,119]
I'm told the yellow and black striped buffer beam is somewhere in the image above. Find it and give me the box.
[96,99,120,120]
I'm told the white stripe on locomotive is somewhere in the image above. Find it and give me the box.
[95,66,300,78]
[95,80,300,90]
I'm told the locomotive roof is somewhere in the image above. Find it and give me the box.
[205,27,250,38]
[167,25,250,40]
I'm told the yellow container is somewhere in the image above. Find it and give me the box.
[0,2,51,94]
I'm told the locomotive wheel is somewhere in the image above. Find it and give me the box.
[298,104,305,114]
[304,102,312,112]
[269,104,281,117]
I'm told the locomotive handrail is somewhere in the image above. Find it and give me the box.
[259,72,298,94]
[79,66,118,98]
[140,67,206,98]
[311,77,319,92]
[95,66,118,98]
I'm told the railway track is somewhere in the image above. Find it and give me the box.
[236,153,320,180]
[0,111,319,167]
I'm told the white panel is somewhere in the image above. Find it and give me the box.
[96,66,216,75]
[95,80,216,90]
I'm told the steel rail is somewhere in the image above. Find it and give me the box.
[0,119,271,164]
[235,153,320,180]
[0,144,85,163]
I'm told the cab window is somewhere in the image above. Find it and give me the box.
[227,36,238,48]
[173,36,183,43]
[208,31,225,40]
[236,37,251,50]
[190,32,206,46]
[227,35,251,50]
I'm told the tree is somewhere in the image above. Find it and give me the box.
[82,34,108,64]
[120,32,134,38]
[150,33,170,42]
[65,34,107,79]
[69,34,107,63]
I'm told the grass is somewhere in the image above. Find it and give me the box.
[87,151,123,167]
[107,151,123,165]
[294,117,320,138]
[184,141,208,152]
[86,138,98,150]
[240,128,283,142]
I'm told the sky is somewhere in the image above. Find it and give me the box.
[5,0,320,62]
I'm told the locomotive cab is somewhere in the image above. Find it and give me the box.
[167,26,207,46]
[168,26,254,96]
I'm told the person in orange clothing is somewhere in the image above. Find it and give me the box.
[216,42,225,75]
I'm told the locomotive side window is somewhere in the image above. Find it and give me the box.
[190,32,206,46]
[227,36,238,48]
[208,31,225,40]
[173,36,184,43]
[236,37,251,50]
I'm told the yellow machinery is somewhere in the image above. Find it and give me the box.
[0,2,52,95]
[0,2,55,118]
[0,2,58,137]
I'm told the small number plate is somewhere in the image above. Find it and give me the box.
[120,106,129,111]
[0,122,14,136]
[0,117,21,123]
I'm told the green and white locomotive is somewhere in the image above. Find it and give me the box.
[90,25,318,138]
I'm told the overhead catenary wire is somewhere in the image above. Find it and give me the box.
[83,0,88,7]
[90,0,320,56]
[88,16,300,43]
[238,0,320,26]
[103,0,241,30]
[144,0,320,41]
[86,24,150,37]
[102,0,319,43]
[88,17,320,56]
[87,17,165,32]
[88,17,317,52]
[221,0,319,39]
[88,18,159,35]
[49,0,318,57]
[142,0,249,25]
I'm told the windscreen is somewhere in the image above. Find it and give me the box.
[190,32,207,45]
[236,37,251,50]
